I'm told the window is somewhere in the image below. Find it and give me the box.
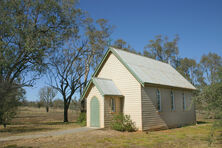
[156,89,161,111]
[111,98,116,112]
[171,90,175,111]
[182,93,186,110]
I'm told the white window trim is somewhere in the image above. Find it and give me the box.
[111,98,116,112]
[156,89,161,111]
[182,93,186,111]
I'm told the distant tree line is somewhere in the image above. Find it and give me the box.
[20,97,81,111]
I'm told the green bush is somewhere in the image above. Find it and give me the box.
[77,112,86,126]
[110,113,137,132]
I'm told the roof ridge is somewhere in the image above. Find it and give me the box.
[93,77,112,81]
[110,47,170,66]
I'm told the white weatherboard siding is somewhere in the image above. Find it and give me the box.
[141,86,167,130]
[86,85,104,128]
[96,53,142,130]
[142,86,196,130]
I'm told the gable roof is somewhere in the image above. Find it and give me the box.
[81,47,196,99]
[112,48,196,90]
[92,77,122,96]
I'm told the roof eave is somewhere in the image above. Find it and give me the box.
[144,82,197,91]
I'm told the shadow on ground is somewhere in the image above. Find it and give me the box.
[196,121,209,124]
[41,121,77,125]
[13,115,46,119]
[4,145,32,148]
[0,126,56,134]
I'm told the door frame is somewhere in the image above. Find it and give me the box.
[90,96,100,127]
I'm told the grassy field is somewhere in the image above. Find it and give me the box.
[0,107,80,138]
[1,107,222,148]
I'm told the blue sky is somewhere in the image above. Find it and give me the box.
[25,0,222,101]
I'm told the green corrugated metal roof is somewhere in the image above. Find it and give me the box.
[92,77,122,96]
[112,47,196,90]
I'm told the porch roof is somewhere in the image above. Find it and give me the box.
[92,77,122,96]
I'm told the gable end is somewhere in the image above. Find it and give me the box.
[81,47,144,99]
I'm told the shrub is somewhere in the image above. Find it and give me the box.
[77,112,86,126]
[110,113,137,132]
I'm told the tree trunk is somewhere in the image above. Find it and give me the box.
[3,123,6,128]
[64,101,68,122]
[46,106,49,112]
[80,99,86,113]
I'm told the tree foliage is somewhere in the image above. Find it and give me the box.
[111,113,137,132]
[196,82,222,116]
[199,52,222,85]
[0,0,80,86]
[143,35,179,67]
[177,58,205,86]
[0,82,25,128]
[0,0,82,126]
[112,39,138,54]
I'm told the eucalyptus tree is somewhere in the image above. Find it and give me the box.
[0,0,82,126]
[143,35,180,68]
[176,57,205,86]
[49,42,86,122]
[79,19,113,97]
[49,17,114,121]
[112,39,137,54]
[78,19,114,112]
[200,52,222,85]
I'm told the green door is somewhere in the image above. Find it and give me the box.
[90,97,100,127]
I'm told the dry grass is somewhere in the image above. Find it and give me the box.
[1,121,222,148]
[1,123,222,148]
[1,107,221,148]
[0,107,80,138]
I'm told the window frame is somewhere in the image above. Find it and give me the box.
[171,90,175,111]
[182,92,186,111]
[111,98,116,113]
[156,89,161,111]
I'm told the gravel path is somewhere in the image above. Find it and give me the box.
[0,127,99,142]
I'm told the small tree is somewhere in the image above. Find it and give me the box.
[39,86,57,112]
[0,83,25,128]
[110,113,137,132]
[195,80,222,145]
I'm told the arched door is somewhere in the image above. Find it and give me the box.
[90,97,100,127]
